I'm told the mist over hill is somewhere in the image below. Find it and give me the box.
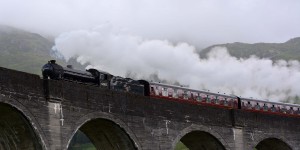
[0,25,52,73]
[200,37,300,61]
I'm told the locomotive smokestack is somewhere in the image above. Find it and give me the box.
[50,60,56,64]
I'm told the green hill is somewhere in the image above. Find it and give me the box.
[200,37,300,61]
[0,25,85,75]
[0,25,54,74]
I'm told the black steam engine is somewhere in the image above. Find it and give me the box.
[42,60,300,117]
[42,60,144,95]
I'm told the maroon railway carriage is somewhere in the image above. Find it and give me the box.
[146,82,300,117]
[148,82,239,109]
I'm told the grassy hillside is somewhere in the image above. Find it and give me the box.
[0,25,85,75]
[200,37,300,61]
[0,25,53,74]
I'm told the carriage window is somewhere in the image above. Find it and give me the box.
[209,95,216,103]
[162,87,168,96]
[167,88,173,97]
[188,92,192,99]
[246,101,252,109]
[173,89,178,98]
[270,105,276,112]
[155,86,159,95]
[289,107,294,114]
[218,96,225,105]
[206,95,211,103]
[183,91,188,99]
[199,93,206,102]
[196,93,201,101]
[224,98,228,106]
[190,92,197,100]
[150,87,155,95]
[177,89,182,98]
[228,98,234,106]
[263,104,268,111]
[281,107,287,114]
[158,86,163,96]
[214,96,219,104]
[254,103,260,110]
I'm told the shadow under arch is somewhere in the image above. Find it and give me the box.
[67,112,140,150]
[0,102,43,150]
[255,138,292,150]
[173,124,227,150]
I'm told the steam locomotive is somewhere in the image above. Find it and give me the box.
[42,60,144,95]
[42,60,300,117]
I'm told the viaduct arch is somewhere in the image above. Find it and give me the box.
[66,111,141,150]
[255,137,292,150]
[173,124,228,150]
[0,100,46,150]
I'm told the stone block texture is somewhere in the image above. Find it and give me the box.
[0,67,299,150]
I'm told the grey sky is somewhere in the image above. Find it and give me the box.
[1,0,300,47]
[1,0,300,100]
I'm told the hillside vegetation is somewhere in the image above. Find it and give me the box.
[200,37,300,61]
[0,25,85,75]
[0,25,54,74]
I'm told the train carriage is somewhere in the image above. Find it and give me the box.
[147,82,239,109]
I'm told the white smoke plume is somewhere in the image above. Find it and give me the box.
[53,25,300,102]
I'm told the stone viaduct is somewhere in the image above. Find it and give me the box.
[0,66,299,150]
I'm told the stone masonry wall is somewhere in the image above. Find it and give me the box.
[0,67,300,150]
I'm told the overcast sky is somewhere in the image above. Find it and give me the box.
[1,0,300,100]
[0,0,300,47]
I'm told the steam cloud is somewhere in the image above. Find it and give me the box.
[53,25,300,102]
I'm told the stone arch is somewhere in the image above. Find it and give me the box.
[173,124,228,150]
[67,111,141,150]
[255,137,292,150]
[0,95,47,150]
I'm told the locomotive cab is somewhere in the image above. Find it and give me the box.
[86,69,113,87]
[100,73,113,87]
